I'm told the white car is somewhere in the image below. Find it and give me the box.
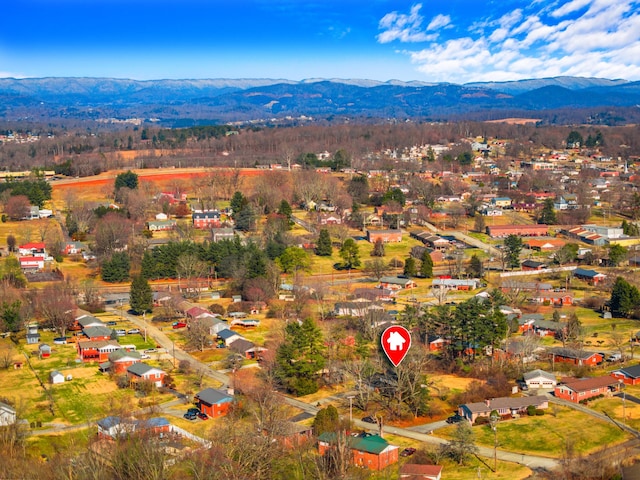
[140,353,151,359]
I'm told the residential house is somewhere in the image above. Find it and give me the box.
[194,388,234,418]
[526,238,566,251]
[317,213,342,225]
[75,315,106,329]
[399,464,443,480]
[554,376,621,403]
[530,291,574,306]
[611,364,640,385]
[378,276,417,290]
[18,242,46,256]
[216,328,243,346]
[77,340,122,363]
[126,363,166,388]
[523,369,557,389]
[228,338,266,360]
[211,227,236,242]
[550,348,603,366]
[50,370,65,384]
[19,256,45,272]
[573,268,606,286]
[318,433,399,471]
[0,401,16,426]
[101,349,142,374]
[352,288,397,303]
[81,326,114,342]
[366,229,403,243]
[554,195,578,210]
[531,319,567,337]
[199,316,228,336]
[192,211,222,229]
[97,416,171,440]
[458,395,548,423]
[63,241,87,255]
[147,219,177,231]
[491,197,512,208]
[521,259,547,271]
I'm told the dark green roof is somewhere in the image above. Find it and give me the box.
[318,432,391,454]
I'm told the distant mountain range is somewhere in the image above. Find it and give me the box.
[1,76,639,126]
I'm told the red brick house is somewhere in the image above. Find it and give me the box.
[102,349,142,374]
[77,340,121,363]
[318,433,399,471]
[551,348,603,367]
[195,388,234,418]
[126,363,166,388]
[192,211,222,229]
[554,376,621,403]
[611,364,640,385]
[366,229,403,243]
[531,291,574,306]
[521,259,547,271]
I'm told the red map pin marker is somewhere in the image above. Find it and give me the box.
[381,325,412,367]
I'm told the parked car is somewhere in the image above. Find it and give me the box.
[400,448,416,457]
[127,328,141,334]
[607,353,622,362]
[517,380,529,391]
[183,412,197,420]
[446,414,463,424]
[187,407,200,415]
[114,329,126,336]
[53,337,68,345]
[106,321,117,326]
[172,322,187,329]
[361,416,377,424]
[140,353,151,359]
[197,412,208,420]
[143,348,157,354]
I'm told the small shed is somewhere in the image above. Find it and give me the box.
[26,333,40,345]
[50,370,65,384]
[39,344,52,358]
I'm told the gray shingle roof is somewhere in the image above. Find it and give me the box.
[196,388,233,405]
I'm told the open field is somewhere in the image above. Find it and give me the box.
[439,405,630,457]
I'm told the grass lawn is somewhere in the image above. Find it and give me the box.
[439,405,630,457]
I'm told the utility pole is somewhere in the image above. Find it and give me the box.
[347,395,354,425]
[489,411,499,472]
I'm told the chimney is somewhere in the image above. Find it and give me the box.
[485,399,491,408]
[227,386,234,396]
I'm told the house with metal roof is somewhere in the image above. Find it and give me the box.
[195,388,234,418]
[611,364,640,385]
[318,433,399,471]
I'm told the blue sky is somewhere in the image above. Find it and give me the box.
[1,0,639,83]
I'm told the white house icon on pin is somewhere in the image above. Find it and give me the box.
[387,331,406,351]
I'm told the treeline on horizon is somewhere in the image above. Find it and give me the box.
[1,120,639,177]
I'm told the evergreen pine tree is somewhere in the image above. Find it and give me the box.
[130,275,153,315]
[420,250,433,277]
[315,229,333,256]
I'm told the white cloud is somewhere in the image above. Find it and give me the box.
[551,0,592,18]
[427,14,451,31]
[377,4,448,44]
[389,0,640,83]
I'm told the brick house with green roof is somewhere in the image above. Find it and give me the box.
[318,433,399,471]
